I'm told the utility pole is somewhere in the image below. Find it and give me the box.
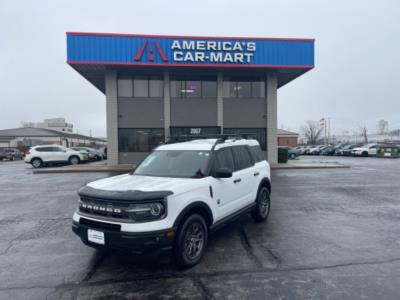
[328,117,331,144]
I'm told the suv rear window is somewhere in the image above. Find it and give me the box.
[35,147,53,152]
[51,147,64,152]
[231,146,253,171]
[250,145,264,162]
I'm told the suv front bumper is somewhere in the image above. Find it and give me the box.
[72,219,175,255]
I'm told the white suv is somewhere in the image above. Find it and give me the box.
[72,137,271,268]
[352,143,378,157]
[25,145,88,168]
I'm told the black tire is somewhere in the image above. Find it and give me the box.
[69,156,80,165]
[251,186,271,222]
[173,214,208,268]
[362,151,368,157]
[10,156,15,161]
[31,158,43,168]
[290,153,296,159]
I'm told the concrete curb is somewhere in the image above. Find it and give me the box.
[32,162,348,174]
[271,163,349,169]
[32,164,135,174]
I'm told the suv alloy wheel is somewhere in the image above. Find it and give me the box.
[252,186,271,222]
[174,214,208,268]
[69,156,80,165]
[31,158,42,168]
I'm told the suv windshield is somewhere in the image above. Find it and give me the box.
[134,150,211,178]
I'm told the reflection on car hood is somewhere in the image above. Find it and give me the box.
[86,173,206,196]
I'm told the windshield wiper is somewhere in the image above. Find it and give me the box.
[191,169,205,178]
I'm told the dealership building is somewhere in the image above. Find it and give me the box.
[67,32,314,165]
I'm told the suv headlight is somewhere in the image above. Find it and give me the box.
[79,198,167,222]
[126,201,166,221]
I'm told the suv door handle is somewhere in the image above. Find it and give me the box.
[254,172,260,176]
[233,178,241,184]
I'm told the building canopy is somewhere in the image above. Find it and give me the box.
[67,32,315,92]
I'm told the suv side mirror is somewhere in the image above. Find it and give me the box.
[213,168,233,178]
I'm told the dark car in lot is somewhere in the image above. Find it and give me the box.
[320,146,335,155]
[0,148,24,161]
[336,143,363,156]
[321,143,348,156]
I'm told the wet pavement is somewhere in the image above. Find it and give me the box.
[1,156,400,299]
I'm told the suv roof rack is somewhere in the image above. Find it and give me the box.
[166,133,256,144]
[166,133,259,152]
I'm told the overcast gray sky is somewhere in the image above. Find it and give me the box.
[1,0,399,137]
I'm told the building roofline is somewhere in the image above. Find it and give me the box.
[66,31,315,42]
[67,61,314,70]
[0,127,106,142]
[277,129,299,136]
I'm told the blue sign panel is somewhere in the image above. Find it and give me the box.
[67,33,314,68]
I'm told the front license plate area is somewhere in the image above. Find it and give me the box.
[88,229,105,245]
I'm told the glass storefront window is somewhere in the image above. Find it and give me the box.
[202,81,217,98]
[223,128,267,150]
[185,81,202,98]
[223,79,265,98]
[236,81,251,98]
[149,77,163,97]
[117,79,133,97]
[118,128,164,152]
[118,76,163,98]
[133,76,149,97]
[223,81,236,98]
[252,81,265,98]
[170,78,217,98]
[170,80,180,98]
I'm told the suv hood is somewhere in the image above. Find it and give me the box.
[86,173,204,196]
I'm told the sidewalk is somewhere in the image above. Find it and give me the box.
[272,159,349,169]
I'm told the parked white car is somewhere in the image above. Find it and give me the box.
[352,144,378,157]
[72,137,271,268]
[25,145,88,168]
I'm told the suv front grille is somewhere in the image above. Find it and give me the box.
[79,218,121,231]
[79,197,130,219]
[78,196,164,221]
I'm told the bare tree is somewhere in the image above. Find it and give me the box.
[301,120,323,144]
[377,120,388,134]
[360,126,368,144]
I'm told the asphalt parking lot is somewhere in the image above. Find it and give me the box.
[1,157,400,299]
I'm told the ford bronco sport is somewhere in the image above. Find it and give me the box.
[72,136,271,268]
